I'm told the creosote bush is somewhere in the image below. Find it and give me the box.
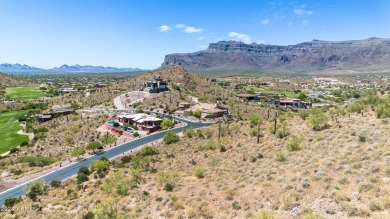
[286,135,302,151]
[194,167,206,179]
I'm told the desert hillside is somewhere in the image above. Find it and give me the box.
[2,98,390,219]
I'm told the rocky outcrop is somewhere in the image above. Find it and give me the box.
[162,37,390,74]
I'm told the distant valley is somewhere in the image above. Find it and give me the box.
[162,37,390,75]
[0,63,145,75]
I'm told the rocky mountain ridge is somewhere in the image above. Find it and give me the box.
[162,37,390,75]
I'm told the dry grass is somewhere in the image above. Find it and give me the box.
[3,108,390,218]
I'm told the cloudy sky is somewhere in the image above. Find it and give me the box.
[0,0,389,69]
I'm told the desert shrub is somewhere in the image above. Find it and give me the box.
[348,101,365,115]
[249,113,263,125]
[86,141,103,153]
[9,147,19,153]
[93,199,129,218]
[275,151,286,162]
[140,146,159,156]
[10,169,22,175]
[369,200,383,211]
[268,121,288,138]
[102,172,135,196]
[121,156,131,164]
[4,197,21,207]
[133,131,139,137]
[81,212,95,219]
[376,101,390,118]
[359,182,373,193]
[250,128,258,137]
[183,127,196,138]
[90,160,110,178]
[17,155,56,167]
[24,180,46,202]
[160,119,174,129]
[298,110,310,120]
[71,147,85,158]
[286,135,302,151]
[164,183,174,192]
[50,180,62,188]
[100,134,116,144]
[204,128,214,138]
[192,109,202,118]
[78,166,90,175]
[308,109,329,130]
[194,167,206,179]
[163,131,179,144]
[157,171,180,191]
[358,135,366,142]
[195,140,217,151]
[130,154,151,171]
[77,173,89,184]
[20,141,29,146]
[250,210,278,219]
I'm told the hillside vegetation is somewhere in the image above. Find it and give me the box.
[2,91,390,219]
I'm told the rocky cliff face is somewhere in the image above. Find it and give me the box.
[162,38,390,74]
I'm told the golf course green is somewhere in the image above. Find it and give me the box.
[5,87,46,100]
[0,110,29,154]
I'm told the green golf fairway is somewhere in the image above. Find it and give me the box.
[5,87,46,100]
[0,110,29,154]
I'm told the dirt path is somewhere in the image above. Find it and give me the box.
[16,124,34,141]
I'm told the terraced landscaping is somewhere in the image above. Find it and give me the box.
[0,110,29,154]
[5,87,46,100]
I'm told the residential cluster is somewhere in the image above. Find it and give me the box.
[104,113,164,137]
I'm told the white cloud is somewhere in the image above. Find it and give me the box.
[257,40,267,44]
[228,32,252,44]
[175,24,204,33]
[302,20,309,25]
[293,5,313,16]
[261,19,270,25]
[159,25,172,32]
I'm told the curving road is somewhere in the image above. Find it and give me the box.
[0,115,213,205]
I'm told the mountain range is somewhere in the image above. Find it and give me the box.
[0,63,145,75]
[162,37,390,75]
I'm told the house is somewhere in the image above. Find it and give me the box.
[269,98,310,109]
[94,83,107,88]
[236,94,265,102]
[37,114,52,123]
[178,102,191,110]
[117,113,163,132]
[184,103,228,118]
[59,87,78,94]
[36,109,74,123]
[143,77,169,93]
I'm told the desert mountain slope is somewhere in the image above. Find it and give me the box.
[162,38,390,75]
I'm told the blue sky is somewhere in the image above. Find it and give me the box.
[0,0,389,69]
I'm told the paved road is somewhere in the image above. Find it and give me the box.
[0,116,212,205]
[113,94,125,110]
